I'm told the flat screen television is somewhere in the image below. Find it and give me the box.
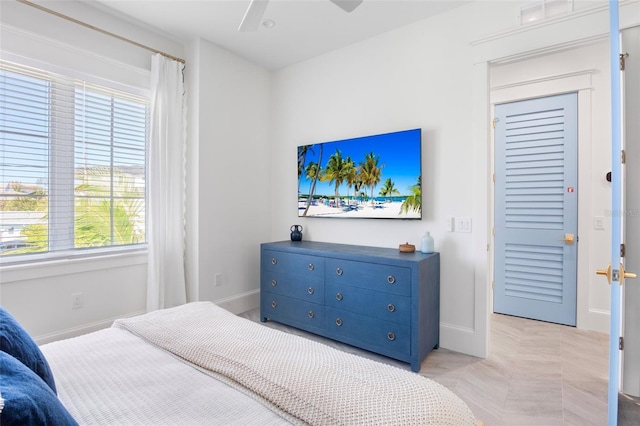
[297,128,421,219]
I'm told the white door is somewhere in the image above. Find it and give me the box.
[621,25,640,399]
[494,93,578,326]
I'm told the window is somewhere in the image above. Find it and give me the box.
[0,60,148,260]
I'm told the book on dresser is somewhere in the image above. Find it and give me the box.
[260,240,440,372]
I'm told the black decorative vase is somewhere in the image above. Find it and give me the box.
[290,225,303,241]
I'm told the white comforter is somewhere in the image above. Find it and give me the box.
[43,302,477,425]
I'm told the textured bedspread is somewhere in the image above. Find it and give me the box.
[42,325,293,425]
[114,302,477,426]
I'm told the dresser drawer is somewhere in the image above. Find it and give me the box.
[262,270,324,304]
[325,258,410,296]
[325,282,410,325]
[262,250,325,278]
[325,307,410,357]
[261,292,324,333]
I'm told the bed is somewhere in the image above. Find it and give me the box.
[1,301,479,425]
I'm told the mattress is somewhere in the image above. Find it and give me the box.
[41,302,478,425]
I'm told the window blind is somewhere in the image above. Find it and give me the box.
[0,60,148,259]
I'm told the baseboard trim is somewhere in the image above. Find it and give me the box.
[439,322,479,356]
[588,308,610,334]
[34,309,146,345]
[215,289,260,315]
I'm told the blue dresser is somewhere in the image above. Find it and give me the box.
[260,241,440,372]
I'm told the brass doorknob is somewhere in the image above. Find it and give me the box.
[596,264,612,284]
[596,263,637,285]
[559,233,575,245]
[620,264,637,283]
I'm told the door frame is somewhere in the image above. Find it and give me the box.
[490,71,595,329]
[621,24,640,399]
[469,1,639,359]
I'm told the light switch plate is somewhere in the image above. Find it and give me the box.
[446,217,455,232]
[455,217,472,233]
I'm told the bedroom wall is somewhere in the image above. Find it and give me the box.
[268,2,498,357]
[266,0,639,355]
[184,37,272,313]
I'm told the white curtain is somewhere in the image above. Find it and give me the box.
[147,53,187,311]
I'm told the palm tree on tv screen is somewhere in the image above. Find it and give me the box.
[342,156,357,207]
[297,145,309,197]
[379,178,400,202]
[302,161,320,216]
[321,149,347,208]
[360,152,383,207]
[400,176,422,215]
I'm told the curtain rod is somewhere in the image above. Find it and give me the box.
[17,0,186,64]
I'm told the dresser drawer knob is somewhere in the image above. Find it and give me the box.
[387,303,396,313]
[271,279,277,287]
[308,310,315,319]
[335,318,343,326]
[271,301,277,308]
[387,275,396,284]
[308,263,315,271]
[336,293,343,301]
[307,286,314,295]
[271,258,277,265]
[336,267,343,276]
[387,332,396,341]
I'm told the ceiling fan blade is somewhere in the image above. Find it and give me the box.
[329,0,363,13]
[238,0,270,32]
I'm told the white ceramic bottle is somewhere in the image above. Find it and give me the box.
[420,231,434,253]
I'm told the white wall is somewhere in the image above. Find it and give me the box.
[267,0,640,356]
[184,37,272,313]
[269,10,484,355]
[1,254,146,344]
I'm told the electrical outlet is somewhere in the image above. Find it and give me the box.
[71,293,84,309]
[594,216,605,230]
[214,273,223,287]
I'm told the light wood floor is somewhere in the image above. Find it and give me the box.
[239,308,640,425]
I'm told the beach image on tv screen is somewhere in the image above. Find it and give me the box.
[297,128,421,219]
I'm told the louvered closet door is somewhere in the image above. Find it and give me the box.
[494,93,578,326]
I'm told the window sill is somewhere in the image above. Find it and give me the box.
[0,249,148,284]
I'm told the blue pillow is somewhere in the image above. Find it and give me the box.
[0,307,57,394]
[0,351,78,425]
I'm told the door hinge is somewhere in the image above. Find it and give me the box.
[620,336,624,350]
[622,150,626,164]
[492,118,498,128]
[491,280,494,290]
[493,172,496,183]
[621,243,626,258]
[492,227,495,236]
[620,53,629,71]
